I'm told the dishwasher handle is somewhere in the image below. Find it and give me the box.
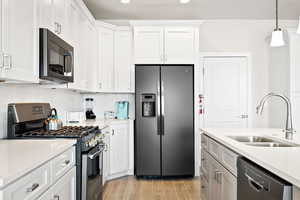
[245,173,266,192]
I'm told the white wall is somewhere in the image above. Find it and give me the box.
[0,85,83,138]
[83,94,135,119]
[198,20,298,127]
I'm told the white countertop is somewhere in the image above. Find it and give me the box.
[0,139,76,189]
[202,128,300,188]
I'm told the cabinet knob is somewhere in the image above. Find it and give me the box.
[53,195,60,200]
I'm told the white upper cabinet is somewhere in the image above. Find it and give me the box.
[37,0,67,37]
[133,26,199,64]
[114,29,133,92]
[164,27,197,64]
[1,0,38,82]
[86,23,98,92]
[98,27,115,92]
[134,27,164,64]
[52,0,67,37]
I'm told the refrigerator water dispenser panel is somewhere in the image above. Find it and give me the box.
[142,94,156,117]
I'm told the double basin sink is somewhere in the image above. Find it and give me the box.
[228,136,300,147]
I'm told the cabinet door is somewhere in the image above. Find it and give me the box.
[38,167,76,200]
[220,167,237,200]
[208,155,222,200]
[2,0,38,82]
[109,123,129,176]
[102,128,111,184]
[114,30,133,92]
[52,0,66,37]
[86,23,98,92]
[164,27,196,64]
[134,27,164,64]
[36,0,53,30]
[98,28,115,92]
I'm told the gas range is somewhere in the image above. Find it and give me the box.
[7,103,104,200]
[21,126,103,151]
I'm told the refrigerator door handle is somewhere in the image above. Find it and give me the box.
[161,80,165,135]
[157,79,161,135]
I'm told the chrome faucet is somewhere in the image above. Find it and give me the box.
[256,92,295,140]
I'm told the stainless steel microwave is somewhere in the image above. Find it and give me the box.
[39,28,74,83]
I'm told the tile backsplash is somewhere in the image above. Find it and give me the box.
[0,85,83,138]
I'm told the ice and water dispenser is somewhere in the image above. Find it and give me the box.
[141,94,156,117]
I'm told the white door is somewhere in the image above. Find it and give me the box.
[2,0,38,82]
[98,28,115,92]
[203,57,249,128]
[114,30,132,92]
[109,123,129,176]
[164,27,196,64]
[134,27,164,64]
[38,167,76,200]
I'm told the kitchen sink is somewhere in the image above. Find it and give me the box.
[245,142,300,147]
[228,136,277,143]
[228,136,300,147]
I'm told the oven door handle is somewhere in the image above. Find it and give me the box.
[88,148,103,160]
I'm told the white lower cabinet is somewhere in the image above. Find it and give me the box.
[109,122,129,177]
[38,167,76,200]
[0,164,51,200]
[0,146,76,200]
[101,120,134,183]
[201,134,237,200]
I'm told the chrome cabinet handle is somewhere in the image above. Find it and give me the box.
[112,129,115,136]
[214,171,223,184]
[3,54,11,69]
[0,53,3,68]
[58,24,62,34]
[26,183,39,193]
[53,194,60,200]
[54,22,59,33]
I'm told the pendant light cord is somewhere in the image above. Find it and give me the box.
[276,0,279,30]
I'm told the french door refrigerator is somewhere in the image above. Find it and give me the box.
[135,65,194,177]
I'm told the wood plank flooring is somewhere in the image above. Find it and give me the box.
[103,176,201,200]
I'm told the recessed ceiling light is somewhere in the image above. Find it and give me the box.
[180,0,190,4]
[121,0,130,4]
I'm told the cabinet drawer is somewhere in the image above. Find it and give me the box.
[51,147,75,182]
[208,139,221,160]
[2,163,50,200]
[201,134,209,151]
[220,146,238,176]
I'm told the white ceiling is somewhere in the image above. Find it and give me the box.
[83,0,300,20]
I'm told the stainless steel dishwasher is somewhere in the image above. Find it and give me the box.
[237,157,292,200]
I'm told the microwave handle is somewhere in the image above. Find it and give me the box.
[63,52,73,76]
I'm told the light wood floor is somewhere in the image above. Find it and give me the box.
[103,176,201,200]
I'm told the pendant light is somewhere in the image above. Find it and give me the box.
[270,0,285,47]
[297,16,300,34]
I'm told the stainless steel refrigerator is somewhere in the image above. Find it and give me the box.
[135,65,194,177]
